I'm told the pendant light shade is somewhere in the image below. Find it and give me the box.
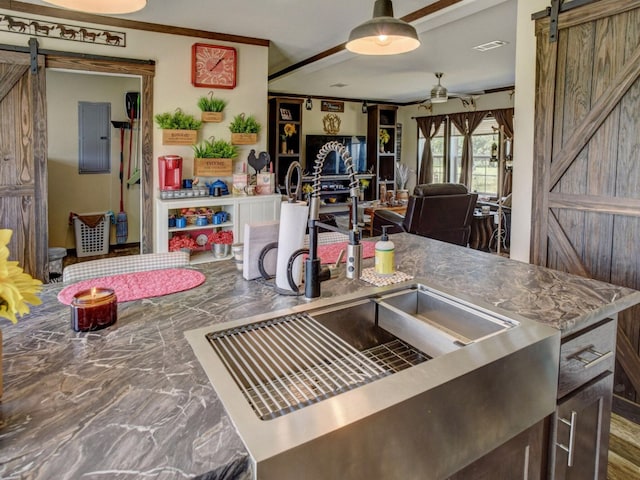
[42,0,147,14]
[346,0,420,55]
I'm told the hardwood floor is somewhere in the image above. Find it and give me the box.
[608,414,640,479]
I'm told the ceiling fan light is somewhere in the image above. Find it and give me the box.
[430,85,448,103]
[42,0,147,14]
[346,0,420,55]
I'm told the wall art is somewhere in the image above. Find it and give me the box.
[0,14,126,47]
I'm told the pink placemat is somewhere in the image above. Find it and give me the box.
[58,268,206,305]
[316,241,376,264]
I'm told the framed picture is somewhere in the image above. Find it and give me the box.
[280,108,292,120]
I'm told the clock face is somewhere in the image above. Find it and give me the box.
[191,43,237,89]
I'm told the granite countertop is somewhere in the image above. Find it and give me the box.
[2,233,639,479]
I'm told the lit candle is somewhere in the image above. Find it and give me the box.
[70,287,117,332]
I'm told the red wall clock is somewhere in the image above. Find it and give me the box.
[191,43,237,89]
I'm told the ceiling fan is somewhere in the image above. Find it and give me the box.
[419,72,482,111]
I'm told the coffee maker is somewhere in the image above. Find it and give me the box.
[158,155,182,190]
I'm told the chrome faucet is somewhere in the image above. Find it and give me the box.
[304,141,362,299]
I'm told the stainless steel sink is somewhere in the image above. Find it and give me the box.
[186,281,560,480]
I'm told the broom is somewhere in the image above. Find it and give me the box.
[112,120,129,244]
[126,92,141,186]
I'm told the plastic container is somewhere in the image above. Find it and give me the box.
[374,225,395,276]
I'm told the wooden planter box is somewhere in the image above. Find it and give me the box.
[162,129,198,145]
[231,132,258,145]
[201,112,223,123]
[194,157,233,176]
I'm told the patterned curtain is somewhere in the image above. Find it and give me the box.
[415,115,445,184]
[449,111,487,186]
[493,108,514,196]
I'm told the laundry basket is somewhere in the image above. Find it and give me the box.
[73,212,111,257]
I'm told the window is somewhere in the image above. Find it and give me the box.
[417,115,500,197]
[470,117,499,196]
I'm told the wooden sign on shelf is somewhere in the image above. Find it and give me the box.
[194,158,232,176]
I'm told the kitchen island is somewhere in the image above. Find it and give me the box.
[2,233,639,479]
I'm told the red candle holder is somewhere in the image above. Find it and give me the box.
[70,287,117,332]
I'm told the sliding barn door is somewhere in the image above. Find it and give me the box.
[0,49,47,281]
[532,0,640,410]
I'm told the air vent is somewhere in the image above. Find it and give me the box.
[473,40,508,52]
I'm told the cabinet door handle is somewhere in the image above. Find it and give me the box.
[556,411,577,467]
[570,345,613,368]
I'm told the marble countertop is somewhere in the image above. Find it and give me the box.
[2,233,639,479]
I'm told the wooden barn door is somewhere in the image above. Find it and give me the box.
[0,46,47,281]
[532,0,640,416]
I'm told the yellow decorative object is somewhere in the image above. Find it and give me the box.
[379,128,390,146]
[322,114,341,134]
[283,123,296,137]
[0,229,42,324]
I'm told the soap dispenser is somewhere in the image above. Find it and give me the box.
[375,226,395,276]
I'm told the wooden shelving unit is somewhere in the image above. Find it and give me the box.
[268,97,303,191]
[367,105,397,200]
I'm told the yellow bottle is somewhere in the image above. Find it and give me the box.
[375,226,395,276]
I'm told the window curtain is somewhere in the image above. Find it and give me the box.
[492,108,514,196]
[415,115,444,185]
[449,111,486,186]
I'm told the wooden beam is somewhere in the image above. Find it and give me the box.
[0,62,28,103]
[548,193,640,217]
[269,0,464,81]
[547,212,591,278]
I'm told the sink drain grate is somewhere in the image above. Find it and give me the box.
[206,313,428,420]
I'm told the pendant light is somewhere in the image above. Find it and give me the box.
[42,0,147,14]
[346,0,420,55]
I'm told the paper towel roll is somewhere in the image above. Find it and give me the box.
[275,201,309,291]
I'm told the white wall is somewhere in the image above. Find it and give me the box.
[510,0,548,262]
[0,8,268,252]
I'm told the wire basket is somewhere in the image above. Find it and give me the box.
[73,212,111,257]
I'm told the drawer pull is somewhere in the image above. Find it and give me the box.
[570,345,613,368]
[556,411,577,467]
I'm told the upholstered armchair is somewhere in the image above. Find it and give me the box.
[372,183,478,246]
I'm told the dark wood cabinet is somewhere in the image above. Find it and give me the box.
[268,97,303,190]
[550,373,613,480]
[366,105,397,200]
[548,317,617,480]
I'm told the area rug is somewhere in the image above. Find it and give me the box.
[57,268,206,305]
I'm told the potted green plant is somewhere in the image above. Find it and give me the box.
[154,108,202,145]
[197,92,227,123]
[193,137,238,177]
[229,113,261,145]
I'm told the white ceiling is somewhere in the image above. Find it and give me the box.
[22,0,517,103]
